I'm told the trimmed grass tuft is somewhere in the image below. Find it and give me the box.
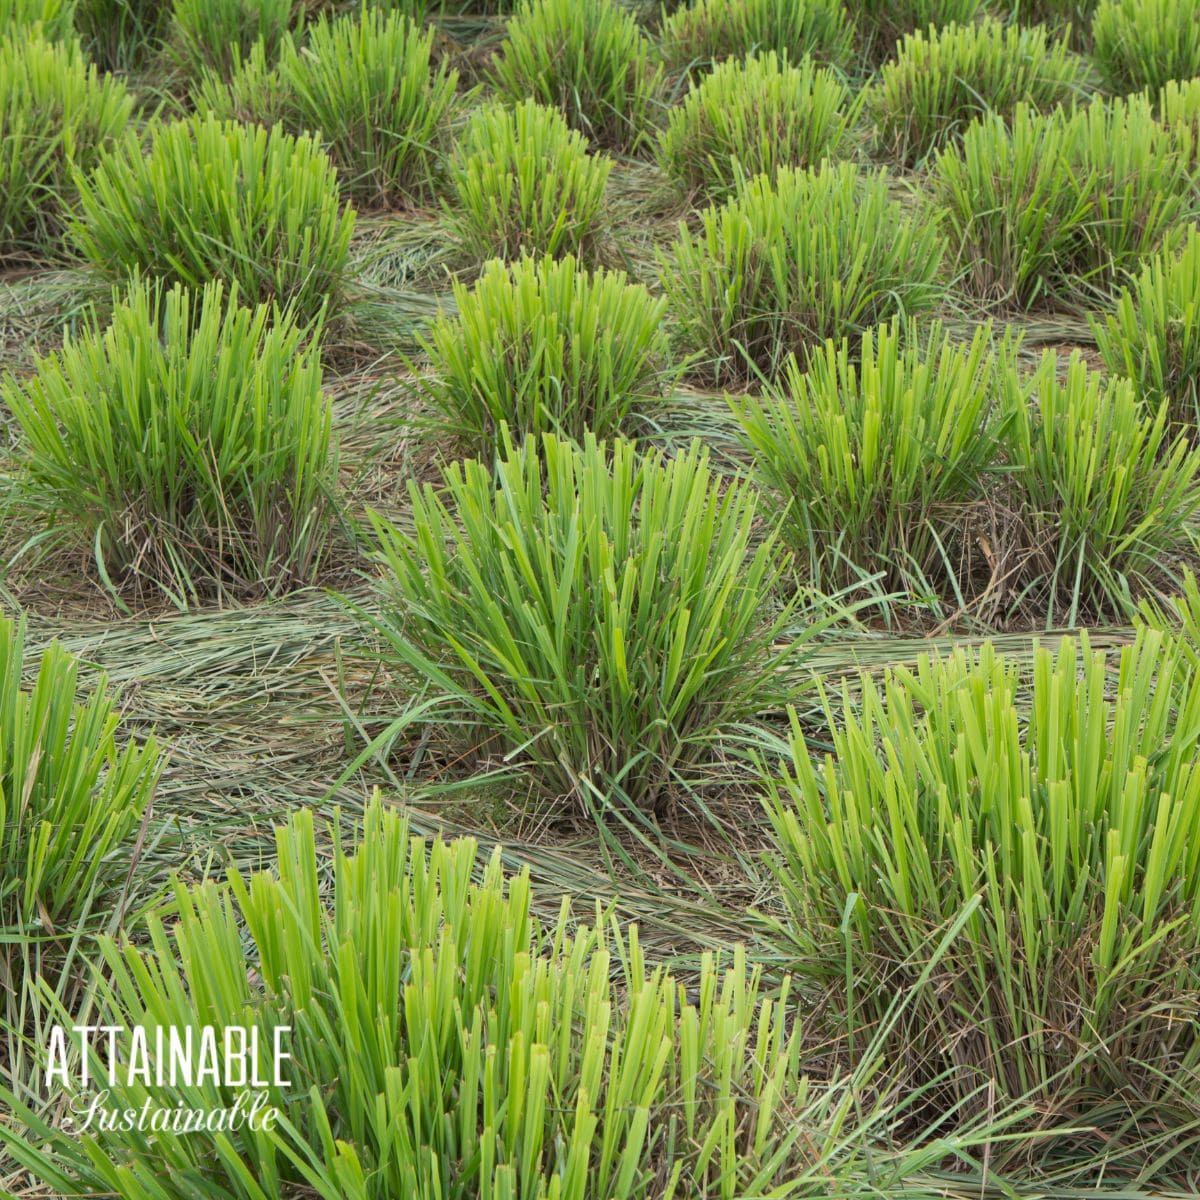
[872,18,1090,167]
[364,433,799,817]
[659,162,945,387]
[199,8,458,210]
[659,0,854,76]
[732,319,1015,618]
[2,280,340,604]
[1093,0,1200,95]
[656,51,858,201]
[71,115,354,325]
[488,0,662,152]
[447,100,613,262]
[0,31,133,263]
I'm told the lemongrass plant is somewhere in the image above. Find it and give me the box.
[0,31,133,262]
[488,0,662,151]
[844,0,986,62]
[934,97,1200,307]
[660,161,945,386]
[1015,0,1099,30]
[363,434,802,819]
[658,0,855,76]
[2,280,339,605]
[0,613,162,942]
[655,52,859,201]
[1092,225,1200,433]
[169,0,301,82]
[0,612,162,1107]
[419,255,670,451]
[1140,568,1200,670]
[1004,351,1200,624]
[764,627,1200,1145]
[0,795,999,1198]
[446,100,613,262]
[1093,0,1200,94]
[71,115,354,325]
[200,8,458,210]
[872,19,1090,167]
[1159,75,1200,156]
[732,320,1016,621]
[75,0,169,69]
[0,0,74,35]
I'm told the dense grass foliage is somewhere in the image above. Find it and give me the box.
[2,281,339,603]
[365,435,797,816]
[1141,566,1200,663]
[169,0,301,82]
[658,0,854,75]
[1,798,963,1199]
[0,614,162,937]
[656,52,858,201]
[420,256,668,451]
[660,162,945,386]
[732,321,1013,616]
[765,629,1200,1141]
[72,116,354,324]
[0,32,132,262]
[1015,0,1099,28]
[447,101,612,262]
[0,613,162,1105]
[1159,75,1200,135]
[201,9,458,210]
[1093,0,1200,94]
[488,0,662,151]
[1093,226,1200,433]
[845,0,987,60]
[1005,352,1200,623]
[75,0,168,70]
[873,19,1089,166]
[934,98,1200,307]
[0,0,74,36]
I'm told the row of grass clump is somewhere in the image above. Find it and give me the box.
[10,0,1200,223]
[4,0,1200,1193]
[12,8,1200,276]
[5,577,1200,1189]
[6,113,1200,613]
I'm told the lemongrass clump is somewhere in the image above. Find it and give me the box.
[0,612,162,1105]
[1,795,958,1197]
[446,100,612,262]
[200,8,458,210]
[420,256,669,451]
[2,281,339,603]
[1093,0,1200,95]
[0,0,74,36]
[656,52,858,201]
[1004,351,1200,623]
[0,614,162,937]
[732,320,1014,617]
[1092,226,1200,434]
[659,161,945,386]
[934,97,1200,307]
[488,0,662,151]
[872,19,1089,166]
[72,115,354,324]
[169,0,302,82]
[75,0,169,69]
[659,0,854,75]
[844,0,986,61]
[365,434,799,815]
[0,32,133,262]
[765,627,1200,1135]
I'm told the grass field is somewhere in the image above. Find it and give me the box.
[2,0,1200,1197]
